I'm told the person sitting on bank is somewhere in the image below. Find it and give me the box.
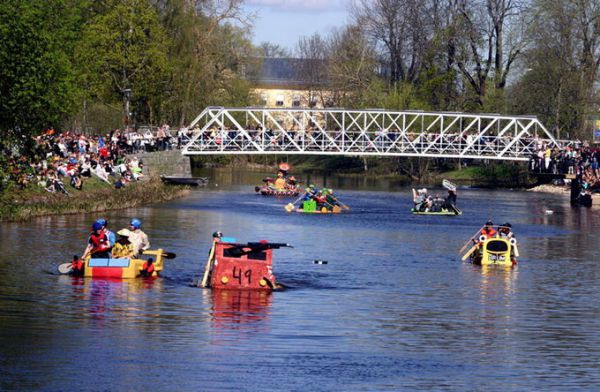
[82,221,112,259]
[112,229,135,259]
[128,218,150,257]
[480,220,497,239]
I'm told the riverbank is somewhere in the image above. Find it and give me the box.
[0,177,190,222]
[527,183,600,204]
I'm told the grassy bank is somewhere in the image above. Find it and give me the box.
[0,177,190,222]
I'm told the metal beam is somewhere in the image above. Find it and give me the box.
[182,107,563,161]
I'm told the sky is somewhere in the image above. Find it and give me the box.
[243,0,351,53]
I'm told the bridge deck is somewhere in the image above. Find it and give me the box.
[182,107,564,161]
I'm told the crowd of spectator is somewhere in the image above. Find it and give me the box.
[531,141,600,190]
[1,124,180,194]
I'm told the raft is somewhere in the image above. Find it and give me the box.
[461,230,518,267]
[60,249,170,278]
[201,238,291,290]
[255,185,300,197]
[411,208,461,216]
[293,205,342,214]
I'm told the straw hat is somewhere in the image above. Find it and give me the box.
[117,228,131,237]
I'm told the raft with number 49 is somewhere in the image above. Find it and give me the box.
[198,233,292,290]
[58,249,175,278]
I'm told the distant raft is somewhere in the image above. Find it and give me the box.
[255,185,300,197]
[411,208,462,216]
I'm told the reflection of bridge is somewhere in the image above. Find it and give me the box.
[182,107,565,161]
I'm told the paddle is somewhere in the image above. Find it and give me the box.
[199,241,217,288]
[459,227,484,254]
[142,250,176,259]
[58,263,73,274]
[285,189,315,212]
[461,243,480,261]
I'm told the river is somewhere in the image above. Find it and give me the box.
[1,168,600,391]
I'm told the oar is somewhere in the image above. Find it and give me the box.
[142,250,176,259]
[459,227,484,254]
[461,243,480,261]
[285,190,313,212]
[58,263,73,274]
[332,196,350,210]
[199,241,217,288]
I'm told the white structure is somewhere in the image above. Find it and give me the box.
[182,107,562,161]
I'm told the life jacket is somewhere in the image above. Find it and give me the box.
[90,232,111,252]
[480,227,497,239]
[71,258,84,273]
[142,261,155,276]
[313,195,327,204]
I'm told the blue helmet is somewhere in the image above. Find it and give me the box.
[130,218,142,229]
[96,218,107,227]
[92,221,103,231]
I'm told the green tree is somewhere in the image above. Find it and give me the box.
[75,0,171,127]
[0,0,79,143]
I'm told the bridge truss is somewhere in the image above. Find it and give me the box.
[182,107,561,161]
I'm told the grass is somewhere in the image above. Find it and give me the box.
[0,177,190,222]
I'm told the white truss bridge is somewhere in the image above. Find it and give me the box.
[182,107,564,161]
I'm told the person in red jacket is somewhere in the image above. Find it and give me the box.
[82,221,112,258]
[480,220,497,239]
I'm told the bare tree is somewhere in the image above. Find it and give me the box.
[451,0,529,107]
[295,33,329,107]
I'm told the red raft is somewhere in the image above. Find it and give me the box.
[201,238,292,290]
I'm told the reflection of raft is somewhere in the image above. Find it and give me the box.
[411,208,461,216]
[255,185,300,197]
[61,250,170,278]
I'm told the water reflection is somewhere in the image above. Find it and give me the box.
[210,290,272,336]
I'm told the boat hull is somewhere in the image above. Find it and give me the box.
[255,186,299,197]
[411,208,461,216]
[81,249,165,278]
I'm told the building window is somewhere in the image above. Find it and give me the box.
[292,95,301,107]
[276,94,285,106]
[260,93,268,106]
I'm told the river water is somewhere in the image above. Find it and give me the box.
[1,169,600,391]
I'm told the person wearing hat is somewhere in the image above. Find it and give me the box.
[298,184,318,210]
[112,229,135,259]
[82,221,112,259]
[128,218,150,257]
[498,222,513,239]
[480,220,497,239]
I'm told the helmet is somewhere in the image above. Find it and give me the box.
[130,218,142,229]
[485,220,493,226]
[502,222,512,228]
[92,222,103,231]
[96,218,107,227]
[212,231,223,238]
[309,184,315,188]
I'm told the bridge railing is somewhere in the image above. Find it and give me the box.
[182,107,564,161]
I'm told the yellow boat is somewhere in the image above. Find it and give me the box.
[59,249,172,278]
[460,226,518,267]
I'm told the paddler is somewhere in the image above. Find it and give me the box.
[498,222,513,239]
[313,190,328,210]
[112,229,135,259]
[274,170,286,189]
[298,184,317,210]
[323,188,341,208]
[82,221,112,258]
[480,220,497,239]
[128,218,150,257]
